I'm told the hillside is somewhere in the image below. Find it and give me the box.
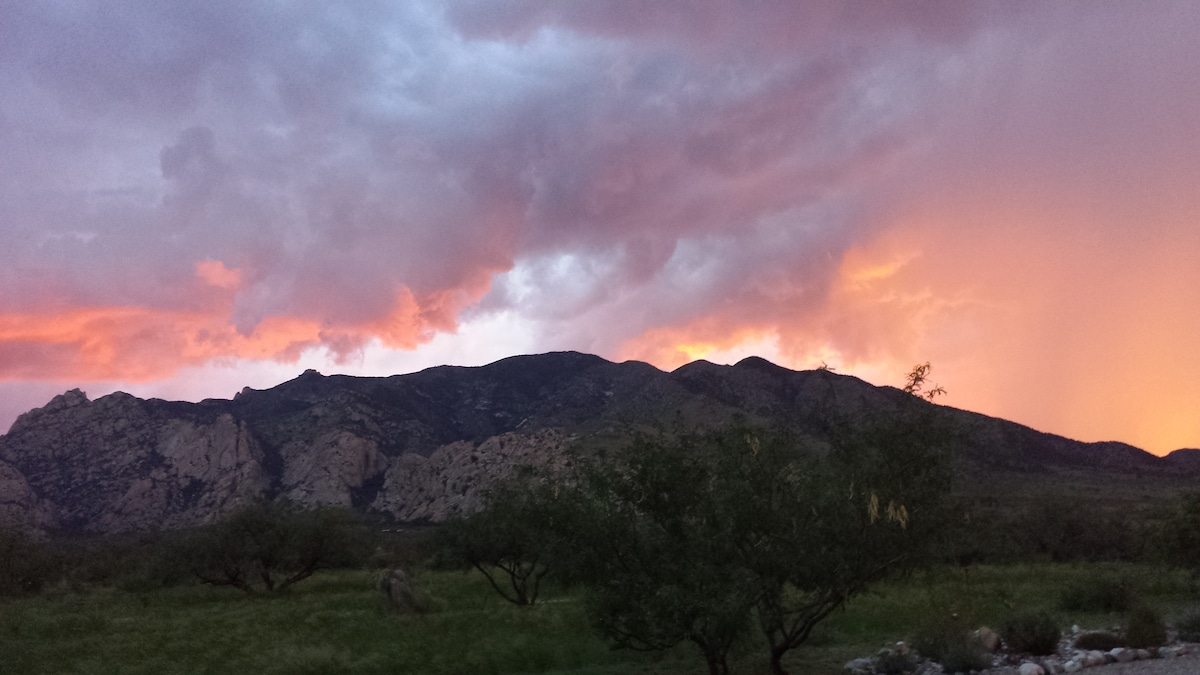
[1,352,1195,534]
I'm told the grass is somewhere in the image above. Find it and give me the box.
[2,563,1198,675]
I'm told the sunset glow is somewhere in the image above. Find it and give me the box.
[1,2,1198,456]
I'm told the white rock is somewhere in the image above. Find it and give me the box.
[1136,649,1151,660]
[1019,663,1045,675]
[1063,660,1083,673]
[1111,647,1135,663]
[844,657,873,674]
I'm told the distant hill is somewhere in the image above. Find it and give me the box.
[1,352,1195,534]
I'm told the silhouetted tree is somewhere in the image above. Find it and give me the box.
[180,503,368,593]
[438,468,572,606]
[1159,491,1200,575]
[567,410,954,675]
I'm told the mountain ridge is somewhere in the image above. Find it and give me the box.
[1,351,1194,534]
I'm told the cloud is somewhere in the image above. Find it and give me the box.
[1,2,1198,454]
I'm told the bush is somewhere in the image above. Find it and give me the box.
[1125,606,1168,649]
[0,528,60,596]
[939,642,994,674]
[174,503,370,593]
[1074,631,1123,651]
[1174,610,1200,642]
[1002,611,1060,655]
[1058,575,1137,613]
[876,650,919,674]
[1159,492,1200,573]
[912,613,990,672]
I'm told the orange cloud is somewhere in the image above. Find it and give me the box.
[195,260,242,290]
[0,280,486,382]
[616,213,1200,457]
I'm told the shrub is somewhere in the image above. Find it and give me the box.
[1125,606,1168,649]
[1174,610,1200,642]
[175,503,370,593]
[1002,611,1061,655]
[1074,631,1123,651]
[1058,575,1137,613]
[0,528,60,596]
[912,613,990,672]
[939,642,994,674]
[1159,492,1200,573]
[876,650,919,674]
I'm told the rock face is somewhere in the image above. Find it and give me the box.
[1,351,1197,534]
[0,390,269,532]
[371,429,569,522]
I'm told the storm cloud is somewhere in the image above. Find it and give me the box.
[1,2,1198,454]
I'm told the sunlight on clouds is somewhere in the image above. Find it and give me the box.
[194,260,242,290]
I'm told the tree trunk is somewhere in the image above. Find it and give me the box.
[769,647,789,675]
[703,649,729,675]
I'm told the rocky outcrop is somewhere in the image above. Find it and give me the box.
[372,429,569,522]
[278,429,388,508]
[0,390,268,532]
[0,459,53,530]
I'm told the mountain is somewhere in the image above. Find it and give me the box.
[1,352,1195,534]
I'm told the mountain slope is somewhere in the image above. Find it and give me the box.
[0,352,1193,533]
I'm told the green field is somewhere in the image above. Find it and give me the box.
[3,563,1197,675]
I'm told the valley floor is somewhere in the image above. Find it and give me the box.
[2,563,1198,675]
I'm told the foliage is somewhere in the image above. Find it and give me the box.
[1174,609,1200,642]
[1001,611,1060,655]
[903,362,947,401]
[875,649,919,674]
[910,612,983,665]
[938,641,994,674]
[0,563,1191,675]
[1125,605,1168,649]
[437,468,571,606]
[176,503,369,593]
[0,528,60,596]
[1057,574,1138,613]
[1159,491,1200,574]
[562,402,955,675]
[1074,631,1123,651]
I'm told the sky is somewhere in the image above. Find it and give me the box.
[1,1,1198,455]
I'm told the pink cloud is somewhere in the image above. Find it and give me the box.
[1,1,1198,454]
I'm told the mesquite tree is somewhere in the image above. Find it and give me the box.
[181,503,367,593]
[566,409,953,675]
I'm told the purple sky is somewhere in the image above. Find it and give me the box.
[2,2,1199,454]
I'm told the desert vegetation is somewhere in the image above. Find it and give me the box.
[5,368,1200,673]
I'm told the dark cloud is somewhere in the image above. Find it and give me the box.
[3,1,1200,452]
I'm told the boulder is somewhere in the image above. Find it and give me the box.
[379,568,431,614]
[976,625,1001,652]
[1111,647,1135,663]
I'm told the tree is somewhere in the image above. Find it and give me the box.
[438,467,571,606]
[565,410,954,675]
[570,432,761,675]
[181,502,368,593]
[904,362,947,401]
[1159,491,1200,575]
